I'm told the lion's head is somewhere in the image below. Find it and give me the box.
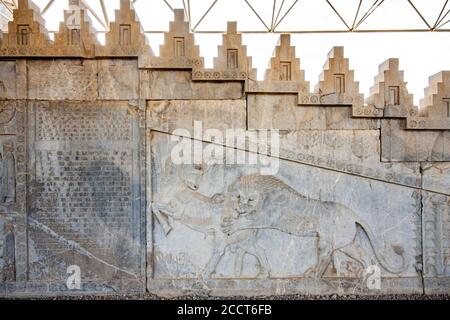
[227,174,285,218]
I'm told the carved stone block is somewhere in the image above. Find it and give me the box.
[381,119,450,162]
[147,100,246,135]
[422,163,450,195]
[143,70,243,100]
[0,61,17,99]
[276,130,421,188]
[97,59,139,100]
[27,59,97,100]
[0,27,449,297]
[299,92,365,109]
[248,94,325,130]
[0,108,22,287]
[248,94,379,130]
[324,106,380,130]
[0,100,27,287]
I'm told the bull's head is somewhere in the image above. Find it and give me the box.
[178,163,208,191]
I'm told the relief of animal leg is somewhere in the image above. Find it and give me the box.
[233,248,246,277]
[202,241,227,279]
[338,242,370,277]
[151,202,173,236]
[253,243,271,278]
[315,239,334,278]
[232,231,272,278]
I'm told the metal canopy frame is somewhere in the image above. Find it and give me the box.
[1,0,449,33]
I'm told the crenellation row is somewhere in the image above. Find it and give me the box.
[0,0,449,130]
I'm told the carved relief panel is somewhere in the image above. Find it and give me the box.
[147,132,422,295]
[0,100,26,288]
[0,101,24,215]
[27,101,145,294]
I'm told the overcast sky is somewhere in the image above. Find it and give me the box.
[2,0,450,105]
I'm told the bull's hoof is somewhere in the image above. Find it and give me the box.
[200,270,215,280]
[257,270,271,279]
[304,267,317,278]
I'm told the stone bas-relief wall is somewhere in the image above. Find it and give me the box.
[0,1,449,297]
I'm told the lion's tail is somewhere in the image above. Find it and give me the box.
[356,218,408,274]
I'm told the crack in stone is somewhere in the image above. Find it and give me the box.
[28,217,138,278]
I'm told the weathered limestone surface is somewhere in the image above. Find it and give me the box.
[27,59,139,101]
[248,95,379,130]
[0,61,17,99]
[143,70,243,100]
[276,131,421,188]
[248,94,323,130]
[147,100,246,134]
[27,59,98,100]
[421,181,450,292]
[0,2,449,297]
[0,60,26,100]
[97,59,139,100]
[422,163,450,195]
